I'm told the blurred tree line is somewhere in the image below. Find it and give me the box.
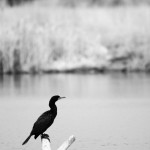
[0,0,32,6]
[60,0,150,7]
[1,0,150,6]
[7,0,31,6]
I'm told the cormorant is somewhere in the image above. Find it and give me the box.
[22,95,65,145]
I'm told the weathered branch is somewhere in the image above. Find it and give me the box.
[57,135,75,150]
[41,134,51,150]
[41,134,75,150]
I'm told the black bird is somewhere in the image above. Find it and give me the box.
[22,95,65,145]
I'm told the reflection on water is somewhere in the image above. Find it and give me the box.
[0,73,150,150]
[0,74,150,100]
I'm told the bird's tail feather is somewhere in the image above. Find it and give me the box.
[22,135,32,145]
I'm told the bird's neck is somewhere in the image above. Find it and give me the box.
[50,104,57,112]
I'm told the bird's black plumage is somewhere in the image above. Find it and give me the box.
[22,95,65,145]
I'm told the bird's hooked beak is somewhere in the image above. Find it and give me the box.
[58,97,66,100]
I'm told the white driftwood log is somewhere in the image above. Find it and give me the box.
[57,135,75,150]
[41,134,75,150]
[41,134,51,150]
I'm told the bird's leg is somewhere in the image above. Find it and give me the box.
[41,133,44,139]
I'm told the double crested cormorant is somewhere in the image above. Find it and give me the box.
[22,95,65,145]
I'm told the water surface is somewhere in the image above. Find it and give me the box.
[0,74,150,150]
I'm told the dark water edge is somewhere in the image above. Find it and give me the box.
[0,68,150,75]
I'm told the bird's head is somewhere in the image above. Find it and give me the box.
[49,95,65,108]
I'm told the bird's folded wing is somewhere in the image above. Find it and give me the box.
[32,111,53,131]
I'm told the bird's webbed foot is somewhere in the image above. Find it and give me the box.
[41,133,50,142]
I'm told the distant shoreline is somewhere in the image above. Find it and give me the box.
[0,65,150,74]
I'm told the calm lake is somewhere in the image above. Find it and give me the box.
[0,73,150,150]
